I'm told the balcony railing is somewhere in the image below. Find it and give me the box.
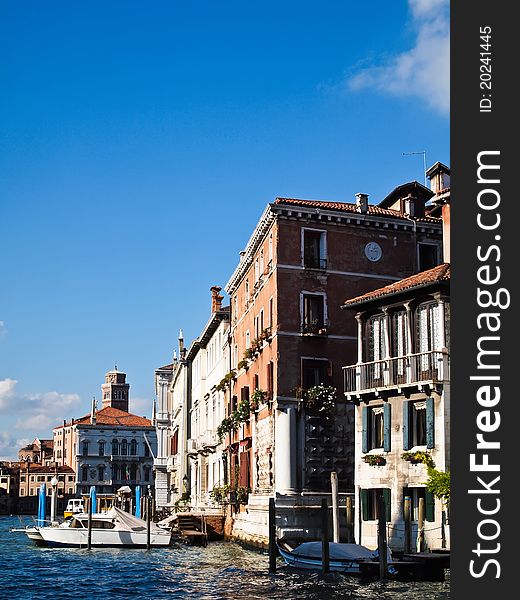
[343,350,449,396]
[196,431,218,452]
[300,320,329,336]
[303,257,327,270]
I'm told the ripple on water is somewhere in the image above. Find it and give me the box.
[0,517,450,600]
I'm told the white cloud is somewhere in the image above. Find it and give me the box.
[0,432,30,461]
[0,378,17,411]
[347,0,450,115]
[0,378,81,440]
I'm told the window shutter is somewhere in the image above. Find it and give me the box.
[403,402,411,451]
[425,489,435,522]
[362,407,369,453]
[383,403,391,452]
[426,397,435,448]
[382,488,391,522]
[361,489,369,521]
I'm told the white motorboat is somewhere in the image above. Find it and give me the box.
[277,540,394,575]
[25,506,172,547]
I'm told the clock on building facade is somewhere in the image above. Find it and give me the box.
[364,241,383,262]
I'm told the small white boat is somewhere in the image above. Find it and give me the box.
[25,506,172,548]
[277,541,393,575]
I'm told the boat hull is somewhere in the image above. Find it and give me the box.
[31,527,171,547]
[278,546,364,574]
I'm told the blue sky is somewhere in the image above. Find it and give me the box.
[0,0,449,459]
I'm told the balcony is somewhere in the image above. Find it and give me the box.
[300,320,329,336]
[303,257,327,270]
[166,455,178,472]
[343,350,449,400]
[196,431,218,453]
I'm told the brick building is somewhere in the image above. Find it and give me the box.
[221,181,444,544]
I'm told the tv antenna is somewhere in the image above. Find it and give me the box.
[403,150,427,186]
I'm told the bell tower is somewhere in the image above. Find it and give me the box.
[101,366,130,412]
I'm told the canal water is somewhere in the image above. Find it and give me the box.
[0,517,450,599]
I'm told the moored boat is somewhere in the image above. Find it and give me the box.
[277,540,393,575]
[25,506,172,547]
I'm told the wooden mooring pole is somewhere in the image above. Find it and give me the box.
[377,493,388,579]
[345,496,354,543]
[404,496,412,554]
[146,495,151,549]
[268,497,277,573]
[330,472,339,543]
[321,497,330,574]
[87,497,93,550]
[417,497,425,553]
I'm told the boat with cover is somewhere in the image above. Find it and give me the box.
[277,541,394,574]
[25,506,172,547]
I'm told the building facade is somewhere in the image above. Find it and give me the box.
[342,263,450,551]
[220,183,443,544]
[53,369,157,497]
[18,438,54,465]
[341,166,451,551]
[154,332,190,508]
[187,289,230,508]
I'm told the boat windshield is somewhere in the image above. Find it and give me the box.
[69,518,84,529]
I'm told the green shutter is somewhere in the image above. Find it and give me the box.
[361,489,369,521]
[384,403,391,452]
[362,406,369,453]
[426,397,435,449]
[403,402,411,450]
[382,488,391,522]
[425,489,435,522]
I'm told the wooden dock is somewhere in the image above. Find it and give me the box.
[176,513,208,546]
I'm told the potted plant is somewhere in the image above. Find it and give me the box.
[304,384,336,419]
[363,454,386,466]
[237,359,249,371]
[401,450,435,468]
[250,389,267,411]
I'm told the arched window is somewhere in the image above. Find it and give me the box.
[143,466,150,481]
[98,465,105,481]
[112,439,119,456]
[81,465,88,481]
[120,439,128,456]
[130,464,137,481]
[144,443,150,457]
[111,464,118,481]
[82,441,89,457]
[98,441,105,457]
[130,439,137,456]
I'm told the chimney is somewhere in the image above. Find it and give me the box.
[426,161,451,194]
[403,194,416,217]
[90,397,97,425]
[210,285,223,313]
[355,193,369,214]
[179,329,186,359]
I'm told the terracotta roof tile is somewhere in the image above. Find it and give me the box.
[67,406,153,428]
[343,263,450,307]
[274,197,441,223]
